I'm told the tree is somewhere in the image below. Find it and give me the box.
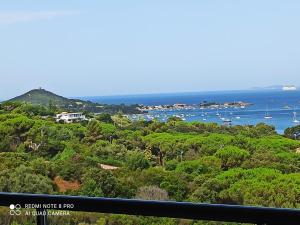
[81,168,118,198]
[29,158,53,177]
[284,125,300,140]
[127,151,150,170]
[135,186,169,200]
[79,179,103,197]
[84,120,102,143]
[0,165,54,194]
[175,159,205,175]
[215,146,250,169]
[96,113,113,123]
[160,171,189,201]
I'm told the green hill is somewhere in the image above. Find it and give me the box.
[9,88,77,106]
[8,88,142,114]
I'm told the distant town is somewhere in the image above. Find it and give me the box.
[140,101,252,111]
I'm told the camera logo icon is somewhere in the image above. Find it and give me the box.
[9,204,21,216]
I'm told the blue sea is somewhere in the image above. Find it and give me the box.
[79,90,300,134]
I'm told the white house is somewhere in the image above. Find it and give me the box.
[56,112,86,123]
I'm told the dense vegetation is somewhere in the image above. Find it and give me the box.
[0,102,300,225]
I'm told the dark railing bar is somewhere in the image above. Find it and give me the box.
[36,209,48,225]
[0,192,299,225]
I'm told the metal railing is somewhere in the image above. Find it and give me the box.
[0,192,299,225]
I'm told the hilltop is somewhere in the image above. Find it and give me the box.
[8,88,142,114]
[9,88,78,106]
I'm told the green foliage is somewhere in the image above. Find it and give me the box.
[0,152,29,170]
[7,88,141,114]
[13,103,55,116]
[215,146,250,169]
[0,101,300,224]
[127,151,150,170]
[284,125,300,140]
[54,146,76,162]
[80,168,118,198]
[165,159,179,171]
[54,153,96,181]
[84,120,102,143]
[91,142,127,166]
[96,113,113,123]
[190,167,300,208]
[0,165,54,193]
[160,171,189,201]
[29,158,54,177]
[176,159,205,175]
[79,179,104,197]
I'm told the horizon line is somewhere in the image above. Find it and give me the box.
[1,86,299,101]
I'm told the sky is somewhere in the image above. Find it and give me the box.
[0,0,300,100]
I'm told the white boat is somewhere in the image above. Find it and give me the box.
[223,118,232,123]
[235,116,241,119]
[201,109,205,117]
[264,106,272,119]
[223,118,232,126]
[264,114,272,119]
[216,108,220,116]
[293,111,299,123]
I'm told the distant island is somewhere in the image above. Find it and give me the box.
[282,85,297,91]
[7,88,143,114]
[252,84,298,91]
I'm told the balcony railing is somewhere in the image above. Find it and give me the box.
[0,192,299,225]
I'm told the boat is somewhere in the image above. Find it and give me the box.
[201,109,205,117]
[264,106,272,119]
[223,118,232,126]
[264,113,272,119]
[235,116,241,119]
[293,108,299,123]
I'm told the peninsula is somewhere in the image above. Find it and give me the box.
[7,88,143,114]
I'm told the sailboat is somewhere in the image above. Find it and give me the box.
[216,108,220,116]
[221,109,232,124]
[264,106,272,119]
[201,108,205,117]
[293,108,299,123]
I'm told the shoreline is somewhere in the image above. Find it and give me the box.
[139,101,252,111]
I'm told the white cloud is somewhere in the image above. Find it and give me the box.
[0,11,79,24]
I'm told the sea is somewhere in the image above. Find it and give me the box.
[79,90,300,134]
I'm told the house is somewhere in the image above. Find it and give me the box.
[56,112,86,123]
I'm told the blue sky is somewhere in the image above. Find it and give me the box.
[0,0,300,99]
